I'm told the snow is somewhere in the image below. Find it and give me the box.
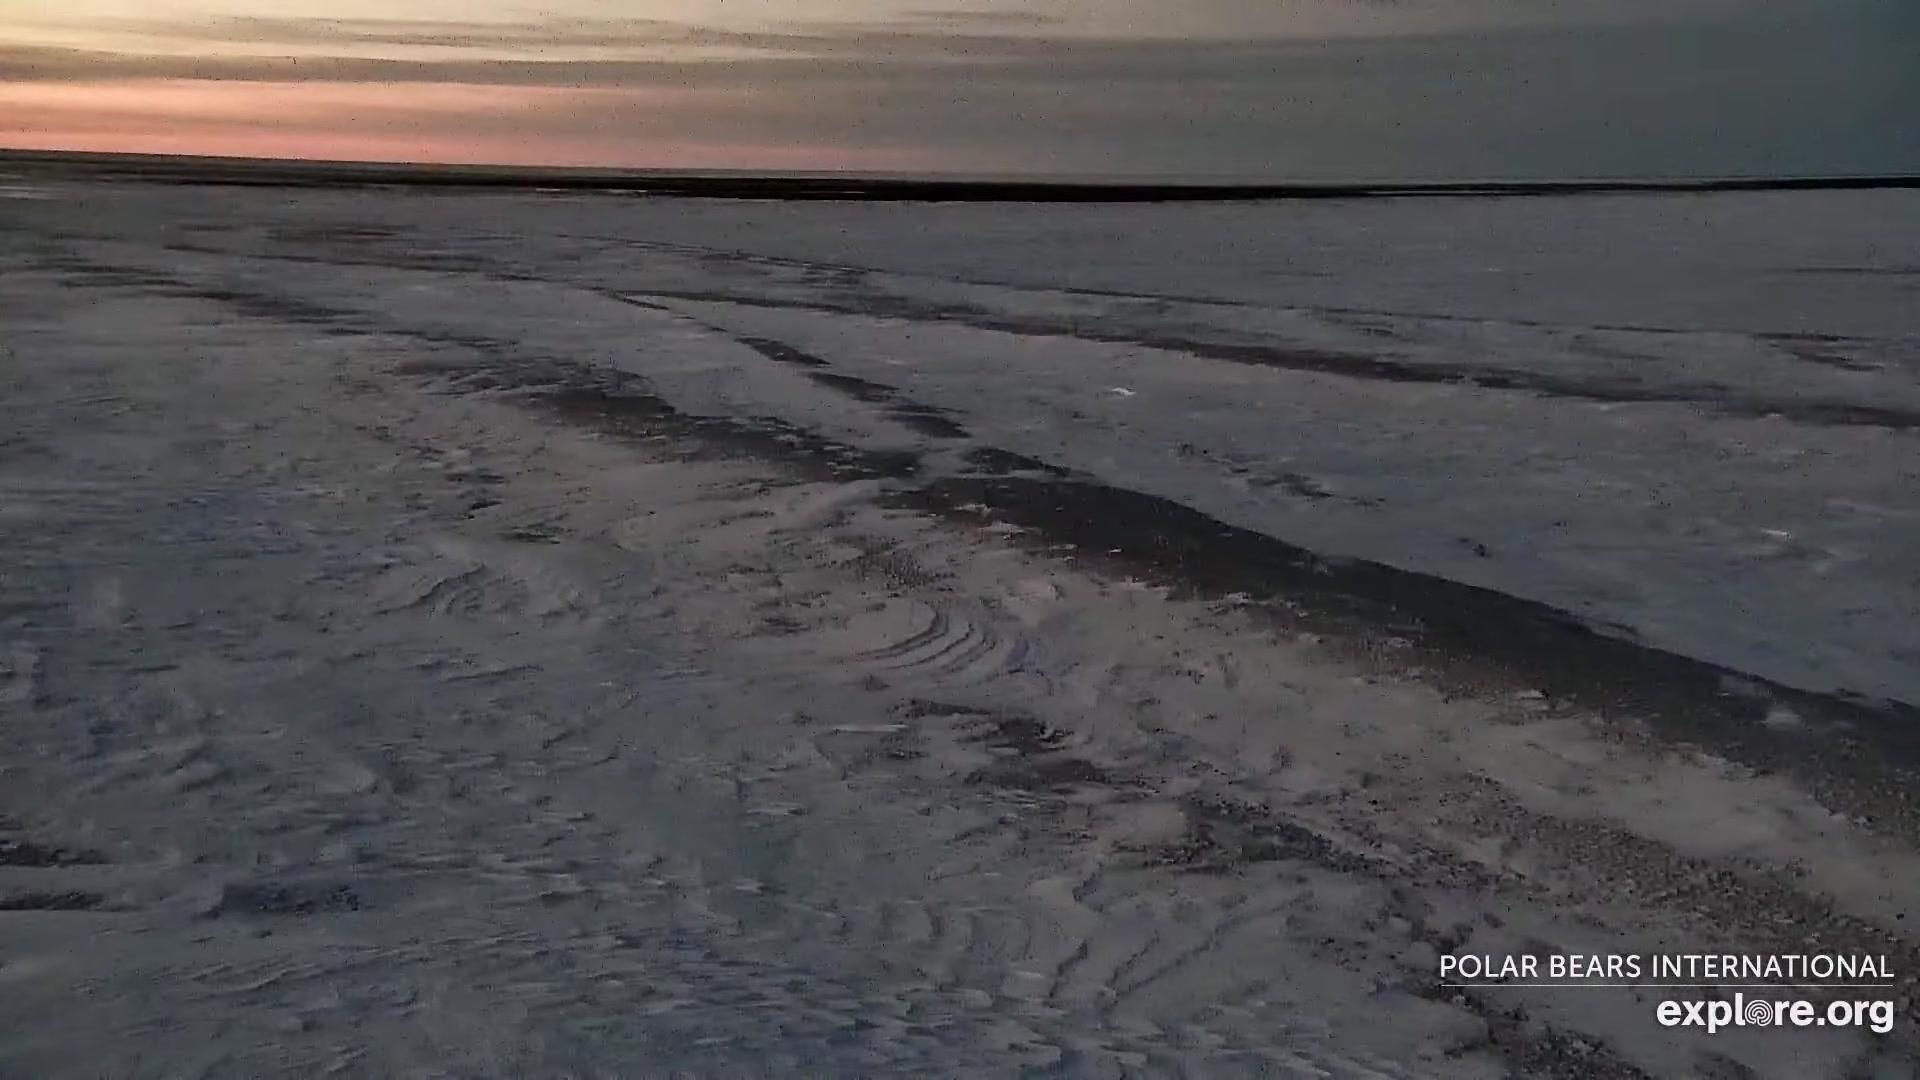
[46,182,1913,705]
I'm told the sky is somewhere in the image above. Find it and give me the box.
[2,0,1915,179]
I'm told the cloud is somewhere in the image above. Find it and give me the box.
[10,13,1089,63]
[0,32,1395,88]
[899,10,1066,28]
[7,1,1742,66]
[149,16,709,51]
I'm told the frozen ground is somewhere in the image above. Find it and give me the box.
[0,179,1917,1077]
[27,182,1920,708]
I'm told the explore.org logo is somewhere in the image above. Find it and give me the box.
[1657,994,1894,1035]
[1438,952,1899,1036]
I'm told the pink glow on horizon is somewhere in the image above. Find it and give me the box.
[0,79,938,171]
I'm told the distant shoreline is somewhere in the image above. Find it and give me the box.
[5,148,1918,202]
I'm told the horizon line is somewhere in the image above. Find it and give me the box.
[6,147,1919,202]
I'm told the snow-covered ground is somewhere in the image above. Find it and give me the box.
[33,182,1916,707]
[1,179,1917,1077]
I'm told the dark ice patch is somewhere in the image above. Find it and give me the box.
[0,890,103,912]
[203,881,363,918]
[1150,797,1372,875]
[0,838,106,867]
